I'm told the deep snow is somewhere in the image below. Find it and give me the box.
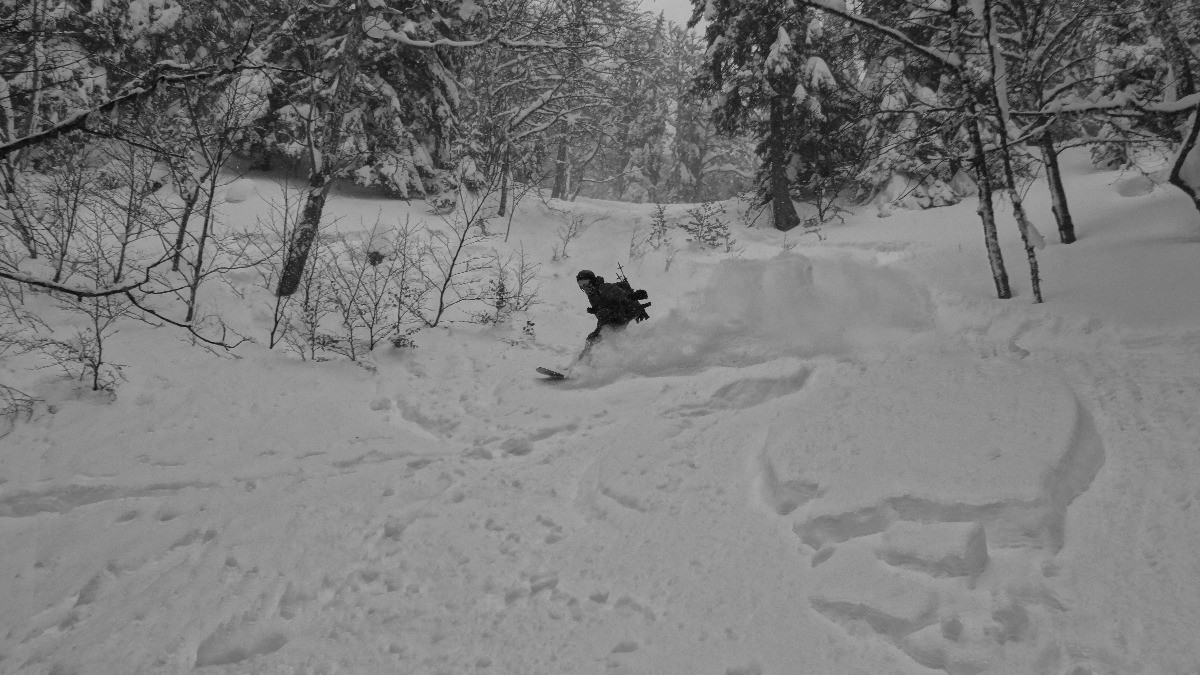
[2,150,1200,674]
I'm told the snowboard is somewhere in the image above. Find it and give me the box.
[536,366,567,380]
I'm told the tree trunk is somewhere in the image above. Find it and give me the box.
[274,5,364,297]
[1038,132,1075,243]
[51,185,83,284]
[26,0,45,141]
[981,0,1043,303]
[497,147,510,217]
[1168,107,1200,214]
[551,137,568,199]
[184,172,222,321]
[276,173,329,297]
[767,97,800,231]
[966,109,1011,299]
[171,186,199,271]
[1008,195,1044,303]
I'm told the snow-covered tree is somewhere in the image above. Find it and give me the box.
[792,0,1046,300]
[1141,0,1200,212]
[551,0,646,201]
[693,0,857,230]
[855,54,964,213]
[0,0,188,258]
[258,0,484,297]
[605,14,672,203]
[1005,0,1200,219]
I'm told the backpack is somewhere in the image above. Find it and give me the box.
[613,278,651,322]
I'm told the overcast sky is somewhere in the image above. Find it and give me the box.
[641,0,695,26]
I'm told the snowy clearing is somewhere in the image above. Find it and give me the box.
[2,150,1200,674]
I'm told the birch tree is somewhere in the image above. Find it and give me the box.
[794,0,1034,299]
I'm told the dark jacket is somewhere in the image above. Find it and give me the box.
[585,278,647,327]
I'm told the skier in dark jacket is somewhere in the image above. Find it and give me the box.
[575,269,649,362]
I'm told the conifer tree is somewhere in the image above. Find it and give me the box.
[693,1,855,229]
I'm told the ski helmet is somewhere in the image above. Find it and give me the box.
[576,269,596,282]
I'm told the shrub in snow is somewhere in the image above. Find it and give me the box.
[0,302,46,432]
[41,298,129,393]
[683,201,733,251]
[0,382,39,438]
[648,204,671,250]
[551,210,605,261]
[473,248,541,326]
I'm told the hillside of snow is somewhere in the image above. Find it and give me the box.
[2,150,1200,674]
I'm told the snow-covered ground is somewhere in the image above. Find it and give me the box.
[2,150,1200,674]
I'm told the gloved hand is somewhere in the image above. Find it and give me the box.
[586,307,595,314]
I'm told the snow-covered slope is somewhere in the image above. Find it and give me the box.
[2,150,1199,674]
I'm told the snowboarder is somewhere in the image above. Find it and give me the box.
[574,268,650,364]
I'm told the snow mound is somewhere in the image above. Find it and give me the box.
[762,353,1104,552]
[810,545,941,638]
[579,252,935,382]
[764,353,1106,672]
[223,178,257,203]
[1115,173,1155,197]
[878,520,989,578]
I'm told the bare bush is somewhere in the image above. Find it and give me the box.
[325,220,424,360]
[0,383,39,437]
[41,142,100,284]
[282,240,337,362]
[474,246,541,325]
[0,285,45,434]
[627,223,649,262]
[506,245,541,314]
[551,209,605,261]
[94,142,168,284]
[0,163,42,258]
[414,193,498,327]
[664,243,680,272]
[386,218,427,337]
[48,204,135,391]
[41,315,127,392]
[648,203,671,250]
[235,187,307,348]
[245,194,434,359]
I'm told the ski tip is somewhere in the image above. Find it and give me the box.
[536,367,567,379]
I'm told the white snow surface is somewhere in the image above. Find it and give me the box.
[3,150,1200,674]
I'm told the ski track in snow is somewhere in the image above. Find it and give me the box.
[4,195,1200,672]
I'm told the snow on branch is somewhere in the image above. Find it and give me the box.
[1012,91,1200,118]
[368,24,493,49]
[506,80,570,131]
[0,61,252,159]
[122,292,249,349]
[796,0,962,70]
[0,270,151,298]
[0,266,246,349]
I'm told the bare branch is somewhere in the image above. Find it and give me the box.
[0,56,257,159]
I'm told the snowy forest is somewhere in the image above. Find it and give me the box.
[1,0,1199,362]
[3,0,1200,673]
